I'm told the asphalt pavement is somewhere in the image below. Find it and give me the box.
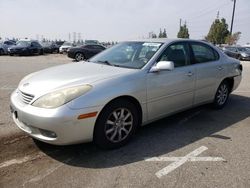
[0,55,250,188]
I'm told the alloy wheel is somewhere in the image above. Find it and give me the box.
[105,108,133,143]
[216,83,228,105]
[75,53,84,61]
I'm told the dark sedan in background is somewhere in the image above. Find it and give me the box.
[67,44,106,61]
[41,42,60,53]
[8,40,44,56]
[222,46,250,60]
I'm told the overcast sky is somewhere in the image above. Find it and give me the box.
[0,0,249,44]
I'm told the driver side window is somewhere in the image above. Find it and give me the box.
[158,43,190,68]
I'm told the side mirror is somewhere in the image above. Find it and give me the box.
[149,61,174,73]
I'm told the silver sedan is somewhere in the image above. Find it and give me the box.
[10,39,242,149]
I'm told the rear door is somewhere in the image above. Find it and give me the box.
[190,42,225,105]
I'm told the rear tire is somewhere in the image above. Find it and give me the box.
[213,81,230,109]
[94,99,139,149]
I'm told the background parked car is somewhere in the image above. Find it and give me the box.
[222,46,250,60]
[0,40,16,55]
[55,41,65,47]
[41,42,60,53]
[67,44,106,61]
[237,47,250,60]
[85,40,99,45]
[8,40,44,56]
[59,42,74,54]
[221,46,241,59]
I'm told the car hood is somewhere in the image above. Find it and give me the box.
[18,62,136,96]
[241,51,250,56]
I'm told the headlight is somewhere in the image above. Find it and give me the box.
[32,85,92,109]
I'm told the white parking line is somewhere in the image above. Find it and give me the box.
[0,152,45,169]
[0,86,16,90]
[145,146,225,178]
[23,158,73,186]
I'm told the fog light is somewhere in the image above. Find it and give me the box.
[39,129,57,138]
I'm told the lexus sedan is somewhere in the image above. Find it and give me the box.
[10,39,242,149]
[67,44,106,61]
[8,40,43,56]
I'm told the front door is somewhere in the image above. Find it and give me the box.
[146,42,196,121]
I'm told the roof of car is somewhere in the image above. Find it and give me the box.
[122,38,210,44]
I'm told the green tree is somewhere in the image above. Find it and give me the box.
[158,29,163,38]
[152,33,157,38]
[177,24,189,38]
[162,28,167,38]
[206,18,229,45]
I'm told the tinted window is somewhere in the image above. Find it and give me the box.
[226,47,237,52]
[32,42,41,47]
[158,43,190,67]
[191,43,219,63]
[4,41,13,45]
[85,45,94,49]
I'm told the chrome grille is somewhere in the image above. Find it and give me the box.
[19,90,35,104]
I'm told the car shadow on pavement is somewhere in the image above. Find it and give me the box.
[35,94,250,168]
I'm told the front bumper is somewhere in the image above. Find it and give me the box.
[67,51,75,59]
[232,75,242,91]
[10,90,103,145]
[59,48,69,53]
[241,56,250,61]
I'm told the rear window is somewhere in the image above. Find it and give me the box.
[191,43,219,63]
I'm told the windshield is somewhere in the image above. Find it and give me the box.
[89,42,163,69]
[238,47,248,52]
[16,41,31,47]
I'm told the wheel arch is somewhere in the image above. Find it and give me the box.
[74,51,85,57]
[221,77,234,93]
[94,95,143,130]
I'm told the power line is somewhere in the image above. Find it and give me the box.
[186,1,230,20]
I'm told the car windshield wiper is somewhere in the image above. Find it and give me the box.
[96,60,121,67]
[96,60,113,65]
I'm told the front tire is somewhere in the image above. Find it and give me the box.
[213,81,230,109]
[39,49,44,55]
[94,99,139,149]
[0,49,4,55]
[74,52,85,61]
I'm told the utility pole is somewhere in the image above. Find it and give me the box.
[230,0,237,34]
[179,18,182,28]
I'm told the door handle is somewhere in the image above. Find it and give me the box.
[186,72,194,77]
[218,66,223,70]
